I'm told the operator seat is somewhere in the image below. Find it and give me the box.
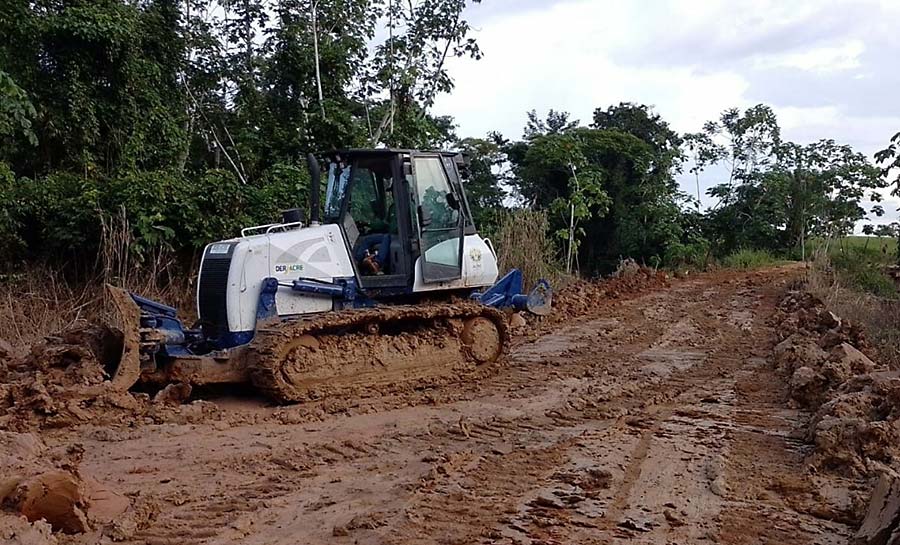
[354,233,390,274]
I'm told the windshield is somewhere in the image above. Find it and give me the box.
[324,162,350,219]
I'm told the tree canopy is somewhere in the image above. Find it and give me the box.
[0,1,892,274]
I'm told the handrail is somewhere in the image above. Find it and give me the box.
[240,222,303,237]
[265,222,303,234]
[241,223,279,237]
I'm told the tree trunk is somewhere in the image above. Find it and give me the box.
[311,1,325,119]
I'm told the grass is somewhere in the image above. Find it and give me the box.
[803,237,898,298]
[831,251,897,298]
[807,254,900,368]
[721,248,780,270]
[0,211,196,350]
[803,235,900,367]
[802,236,897,260]
[491,209,571,289]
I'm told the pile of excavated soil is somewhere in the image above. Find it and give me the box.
[773,291,893,477]
[773,290,900,543]
[0,324,220,432]
[0,430,129,543]
[551,267,670,322]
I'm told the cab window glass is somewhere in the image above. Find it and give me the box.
[324,163,350,219]
[348,167,378,227]
[414,157,459,230]
[414,156,461,268]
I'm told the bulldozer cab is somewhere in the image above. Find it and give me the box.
[322,149,475,293]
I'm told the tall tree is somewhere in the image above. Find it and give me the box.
[692,106,885,255]
[366,0,482,147]
[506,106,687,274]
[875,131,900,259]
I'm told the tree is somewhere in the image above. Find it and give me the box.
[0,0,188,177]
[875,131,900,259]
[457,135,507,230]
[691,106,885,256]
[685,104,781,209]
[366,0,482,147]
[506,106,687,274]
[778,140,884,252]
[523,109,578,139]
[0,70,37,149]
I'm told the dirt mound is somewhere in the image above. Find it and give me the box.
[553,267,670,321]
[774,291,896,478]
[1,324,219,431]
[774,289,900,541]
[774,293,876,407]
[0,430,128,540]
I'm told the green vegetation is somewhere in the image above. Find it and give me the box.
[0,1,897,285]
[806,236,897,258]
[808,238,898,298]
[721,249,779,270]
[0,0,481,271]
[491,209,566,289]
[807,244,900,366]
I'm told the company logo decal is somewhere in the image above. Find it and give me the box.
[275,263,305,274]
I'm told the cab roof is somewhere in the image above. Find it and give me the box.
[325,148,463,158]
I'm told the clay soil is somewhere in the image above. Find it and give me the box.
[5,266,860,544]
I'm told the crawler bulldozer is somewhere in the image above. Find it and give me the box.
[104,149,551,402]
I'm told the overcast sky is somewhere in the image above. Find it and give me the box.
[431,0,900,225]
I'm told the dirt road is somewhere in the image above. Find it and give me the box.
[46,267,853,544]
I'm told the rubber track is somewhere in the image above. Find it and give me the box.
[247,302,510,403]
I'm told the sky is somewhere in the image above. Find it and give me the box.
[431,0,900,225]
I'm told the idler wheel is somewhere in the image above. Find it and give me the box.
[461,316,503,363]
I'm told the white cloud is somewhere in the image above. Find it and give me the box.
[434,0,751,139]
[753,40,865,72]
[431,0,900,223]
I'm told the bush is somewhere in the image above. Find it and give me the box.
[0,162,24,258]
[664,240,710,270]
[11,171,103,261]
[491,209,565,288]
[0,162,311,268]
[721,248,777,269]
[831,248,898,298]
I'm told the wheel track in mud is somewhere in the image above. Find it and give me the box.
[58,267,854,545]
[115,433,400,545]
[75,283,688,545]
[371,279,746,544]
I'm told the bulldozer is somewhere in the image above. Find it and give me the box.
[104,149,551,402]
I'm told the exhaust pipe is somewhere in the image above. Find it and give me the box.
[306,153,321,225]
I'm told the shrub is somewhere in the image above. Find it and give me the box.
[664,240,710,270]
[721,248,777,269]
[12,171,103,261]
[831,248,898,298]
[0,162,24,258]
[0,161,312,269]
[491,209,566,288]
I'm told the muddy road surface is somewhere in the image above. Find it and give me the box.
[40,267,851,544]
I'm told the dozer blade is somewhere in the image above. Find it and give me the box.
[103,285,144,390]
[526,280,553,316]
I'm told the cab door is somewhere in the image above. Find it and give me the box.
[411,153,464,282]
